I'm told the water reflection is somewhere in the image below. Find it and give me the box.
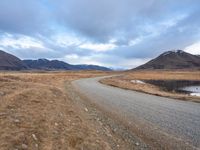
[143,80,200,96]
[180,86,200,96]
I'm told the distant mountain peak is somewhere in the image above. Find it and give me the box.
[0,50,27,70]
[134,50,200,70]
[0,50,111,71]
[37,58,49,62]
[172,49,184,53]
[23,59,111,71]
[161,50,185,56]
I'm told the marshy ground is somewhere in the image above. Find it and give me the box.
[100,71,200,102]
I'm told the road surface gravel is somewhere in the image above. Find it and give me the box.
[73,76,200,149]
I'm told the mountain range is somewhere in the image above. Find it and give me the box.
[23,59,111,71]
[0,50,27,70]
[135,50,200,70]
[1,49,200,71]
[0,50,111,71]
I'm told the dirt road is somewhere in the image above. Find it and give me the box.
[73,76,200,149]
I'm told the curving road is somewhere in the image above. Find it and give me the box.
[72,76,200,149]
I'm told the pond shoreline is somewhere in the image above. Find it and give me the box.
[142,80,200,97]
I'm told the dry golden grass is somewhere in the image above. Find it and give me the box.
[100,70,200,102]
[2,70,199,149]
[125,70,200,80]
[0,71,115,150]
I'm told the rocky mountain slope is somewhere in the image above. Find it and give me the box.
[0,50,27,70]
[135,50,200,70]
[23,59,111,71]
[0,50,111,71]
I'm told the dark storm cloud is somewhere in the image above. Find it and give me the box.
[51,0,156,42]
[109,7,200,59]
[0,0,200,68]
[0,0,51,35]
[51,0,200,43]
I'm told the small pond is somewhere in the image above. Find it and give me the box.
[143,80,200,96]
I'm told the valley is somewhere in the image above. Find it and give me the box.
[1,0,200,149]
[0,50,200,149]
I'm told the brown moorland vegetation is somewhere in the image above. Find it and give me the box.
[0,71,137,150]
[100,71,200,102]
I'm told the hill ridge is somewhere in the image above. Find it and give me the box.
[134,50,200,70]
[0,50,111,71]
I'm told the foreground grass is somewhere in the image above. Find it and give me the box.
[0,71,116,150]
[100,71,200,102]
[1,70,198,149]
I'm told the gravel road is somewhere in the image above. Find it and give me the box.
[72,76,200,149]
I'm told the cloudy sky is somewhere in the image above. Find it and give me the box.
[0,0,200,69]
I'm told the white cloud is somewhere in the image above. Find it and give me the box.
[60,53,150,69]
[112,57,151,69]
[160,14,187,28]
[79,42,117,52]
[185,42,200,55]
[51,33,82,47]
[0,34,45,49]
[129,37,143,46]
[62,54,104,66]
[0,33,59,59]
